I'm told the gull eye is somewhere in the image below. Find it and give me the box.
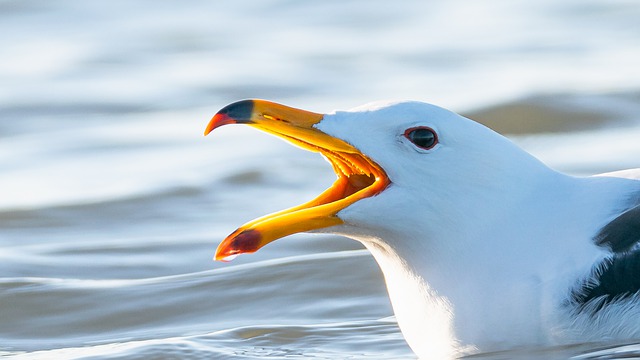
[404,127,438,150]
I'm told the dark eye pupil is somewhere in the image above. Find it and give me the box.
[407,128,436,149]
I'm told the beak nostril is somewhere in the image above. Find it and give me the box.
[262,113,291,124]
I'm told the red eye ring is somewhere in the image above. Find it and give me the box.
[404,127,438,150]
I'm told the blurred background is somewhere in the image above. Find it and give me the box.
[1,0,639,359]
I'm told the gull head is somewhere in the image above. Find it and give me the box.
[206,99,561,358]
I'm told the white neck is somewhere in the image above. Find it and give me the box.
[363,240,462,359]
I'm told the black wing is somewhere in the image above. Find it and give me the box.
[572,202,640,312]
[594,204,640,252]
[572,251,640,311]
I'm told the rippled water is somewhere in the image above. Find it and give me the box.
[1,0,640,359]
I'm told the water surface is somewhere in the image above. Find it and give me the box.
[1,0,640,359]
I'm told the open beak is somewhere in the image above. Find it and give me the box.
[205,99,389,261]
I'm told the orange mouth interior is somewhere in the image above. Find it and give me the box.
[278,133,389,213]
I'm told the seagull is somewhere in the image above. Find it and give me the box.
[205,99,640,359]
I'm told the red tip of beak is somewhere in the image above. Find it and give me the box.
[205,100,256,136]
[204,113,237,136]
[214,229,263,261]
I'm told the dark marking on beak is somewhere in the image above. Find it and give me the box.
[217,100,256,122]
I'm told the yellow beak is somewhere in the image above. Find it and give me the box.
[205,99,389,261]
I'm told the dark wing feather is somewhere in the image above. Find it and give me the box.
[594,204,640,252]
[573,201,640,312]
[573,251,640,312]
